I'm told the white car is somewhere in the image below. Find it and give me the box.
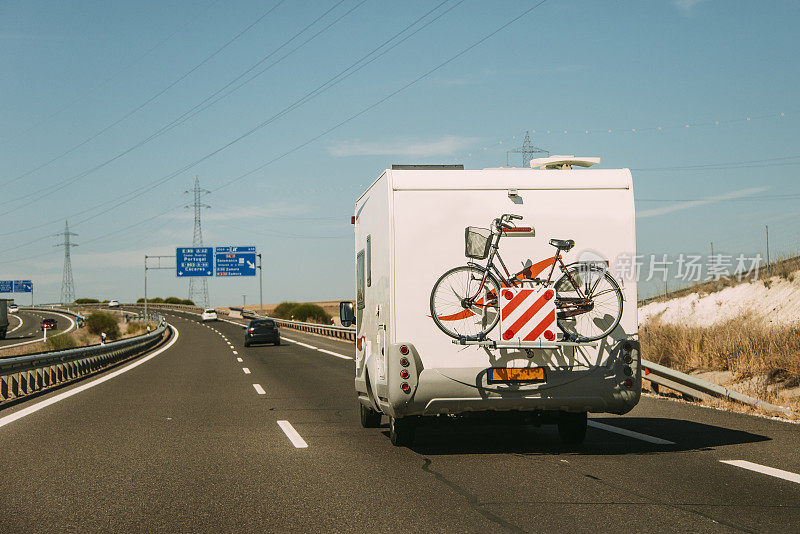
[108,300,120,307]
[8,304,18,313]
[201,308,218,322]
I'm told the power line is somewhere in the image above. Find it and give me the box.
[0,0,287,190]
[1,0,541,261]
[0,0,220,145]
[0,0,457,233]
[0,0,358,215]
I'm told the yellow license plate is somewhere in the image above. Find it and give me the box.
[488,367,546,384]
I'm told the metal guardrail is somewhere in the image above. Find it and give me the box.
[233,310,356,342]
[0,319,168,405]
[642,359,797,417]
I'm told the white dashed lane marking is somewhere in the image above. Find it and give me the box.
[721,460,800,485]
[236,357,243,362]
[277,421,308,448]
[253,384,266,395]
[588,421,675,445]
[242,368,251,374]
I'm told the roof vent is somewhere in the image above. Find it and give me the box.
[529,155,600,169]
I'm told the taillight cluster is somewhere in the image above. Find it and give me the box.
[621,342,634,387]
[400,346,411,394]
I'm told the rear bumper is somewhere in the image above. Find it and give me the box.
[245,333,279,343]
[376,342,641,418]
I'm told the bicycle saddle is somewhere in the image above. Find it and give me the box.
[549,239,575,251]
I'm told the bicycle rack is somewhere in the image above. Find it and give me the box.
[453,338,598,349]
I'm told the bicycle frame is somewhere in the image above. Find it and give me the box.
[466,225,592,318]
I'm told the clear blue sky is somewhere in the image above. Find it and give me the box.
[1,0,798,305]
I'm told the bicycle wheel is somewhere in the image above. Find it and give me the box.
[430,265,501,339]
[555,263,623,342]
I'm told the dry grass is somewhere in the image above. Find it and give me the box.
[640,313,800,380]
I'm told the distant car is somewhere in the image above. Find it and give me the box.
[41,318,57,330]
[7,304,18,313]
[244,319,280,347]
[108,300,120,307]
[201,308,218,322]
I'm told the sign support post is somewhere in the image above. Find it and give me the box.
[257,253,263,316]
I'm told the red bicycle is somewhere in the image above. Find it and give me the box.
[430,214,624,342]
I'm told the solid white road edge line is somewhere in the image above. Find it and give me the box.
[242,367,251,374]
[588,420,675,445]
[253,384,266,395]
[0,324,180,429]
[282,336,353,360]
[317,348,353,360]
[720,460,800,485]
[277,420,308,448]
[8,314,23,333]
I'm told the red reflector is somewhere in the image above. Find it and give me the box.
[400,370,409,379]
[351,216,355,224]
[503,227,532,232]
[624,379,633,388]
[543,330,554,341]
[399,357,410,367]
[401,383,411,394]
[502,289,514,301]
[544,289,554,300]
[399,345,409,355]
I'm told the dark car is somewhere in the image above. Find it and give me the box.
[244,319,280,347]
[41,318,57,331]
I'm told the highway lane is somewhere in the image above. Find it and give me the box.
[0,309,74,349]
[0,309,798,532]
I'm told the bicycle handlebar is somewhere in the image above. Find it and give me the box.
[495,213,523,230]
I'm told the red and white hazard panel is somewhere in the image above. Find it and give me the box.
[499,287,557,342]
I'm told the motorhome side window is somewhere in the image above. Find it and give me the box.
[356,249,365,310]
[366,235,371,287]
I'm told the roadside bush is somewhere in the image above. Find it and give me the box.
[273,302,300,319]
[85,312,121,340]
[75,298,100,304]
[180,299,195,306]
[164,297,183,305]
[126,322,145,335]
[290,303,331,324]
[136,298,145,303]
[45,335,77,351]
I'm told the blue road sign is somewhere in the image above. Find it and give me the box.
[0,280,12,293]
[13,280,32,293]
[176,247,213,277]
[215,246,256,277]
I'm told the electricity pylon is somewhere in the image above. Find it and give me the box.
[55,221,78,304]
[185,176,210,308]
[506,131,549,167]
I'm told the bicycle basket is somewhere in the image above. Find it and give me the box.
[465,227,492,259]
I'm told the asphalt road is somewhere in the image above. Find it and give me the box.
[0,309,74,349]
[1,309,798,532]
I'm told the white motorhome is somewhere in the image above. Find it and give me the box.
[341,159,640,446]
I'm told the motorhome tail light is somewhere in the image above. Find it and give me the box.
[623,341,632,352]
[401,382,411,394]
[399,345,409,355]
[623,365,632,377]
[624,379,633,388]
[399,357,410,367]
[400,369,410,380]
[351,216,356,224]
